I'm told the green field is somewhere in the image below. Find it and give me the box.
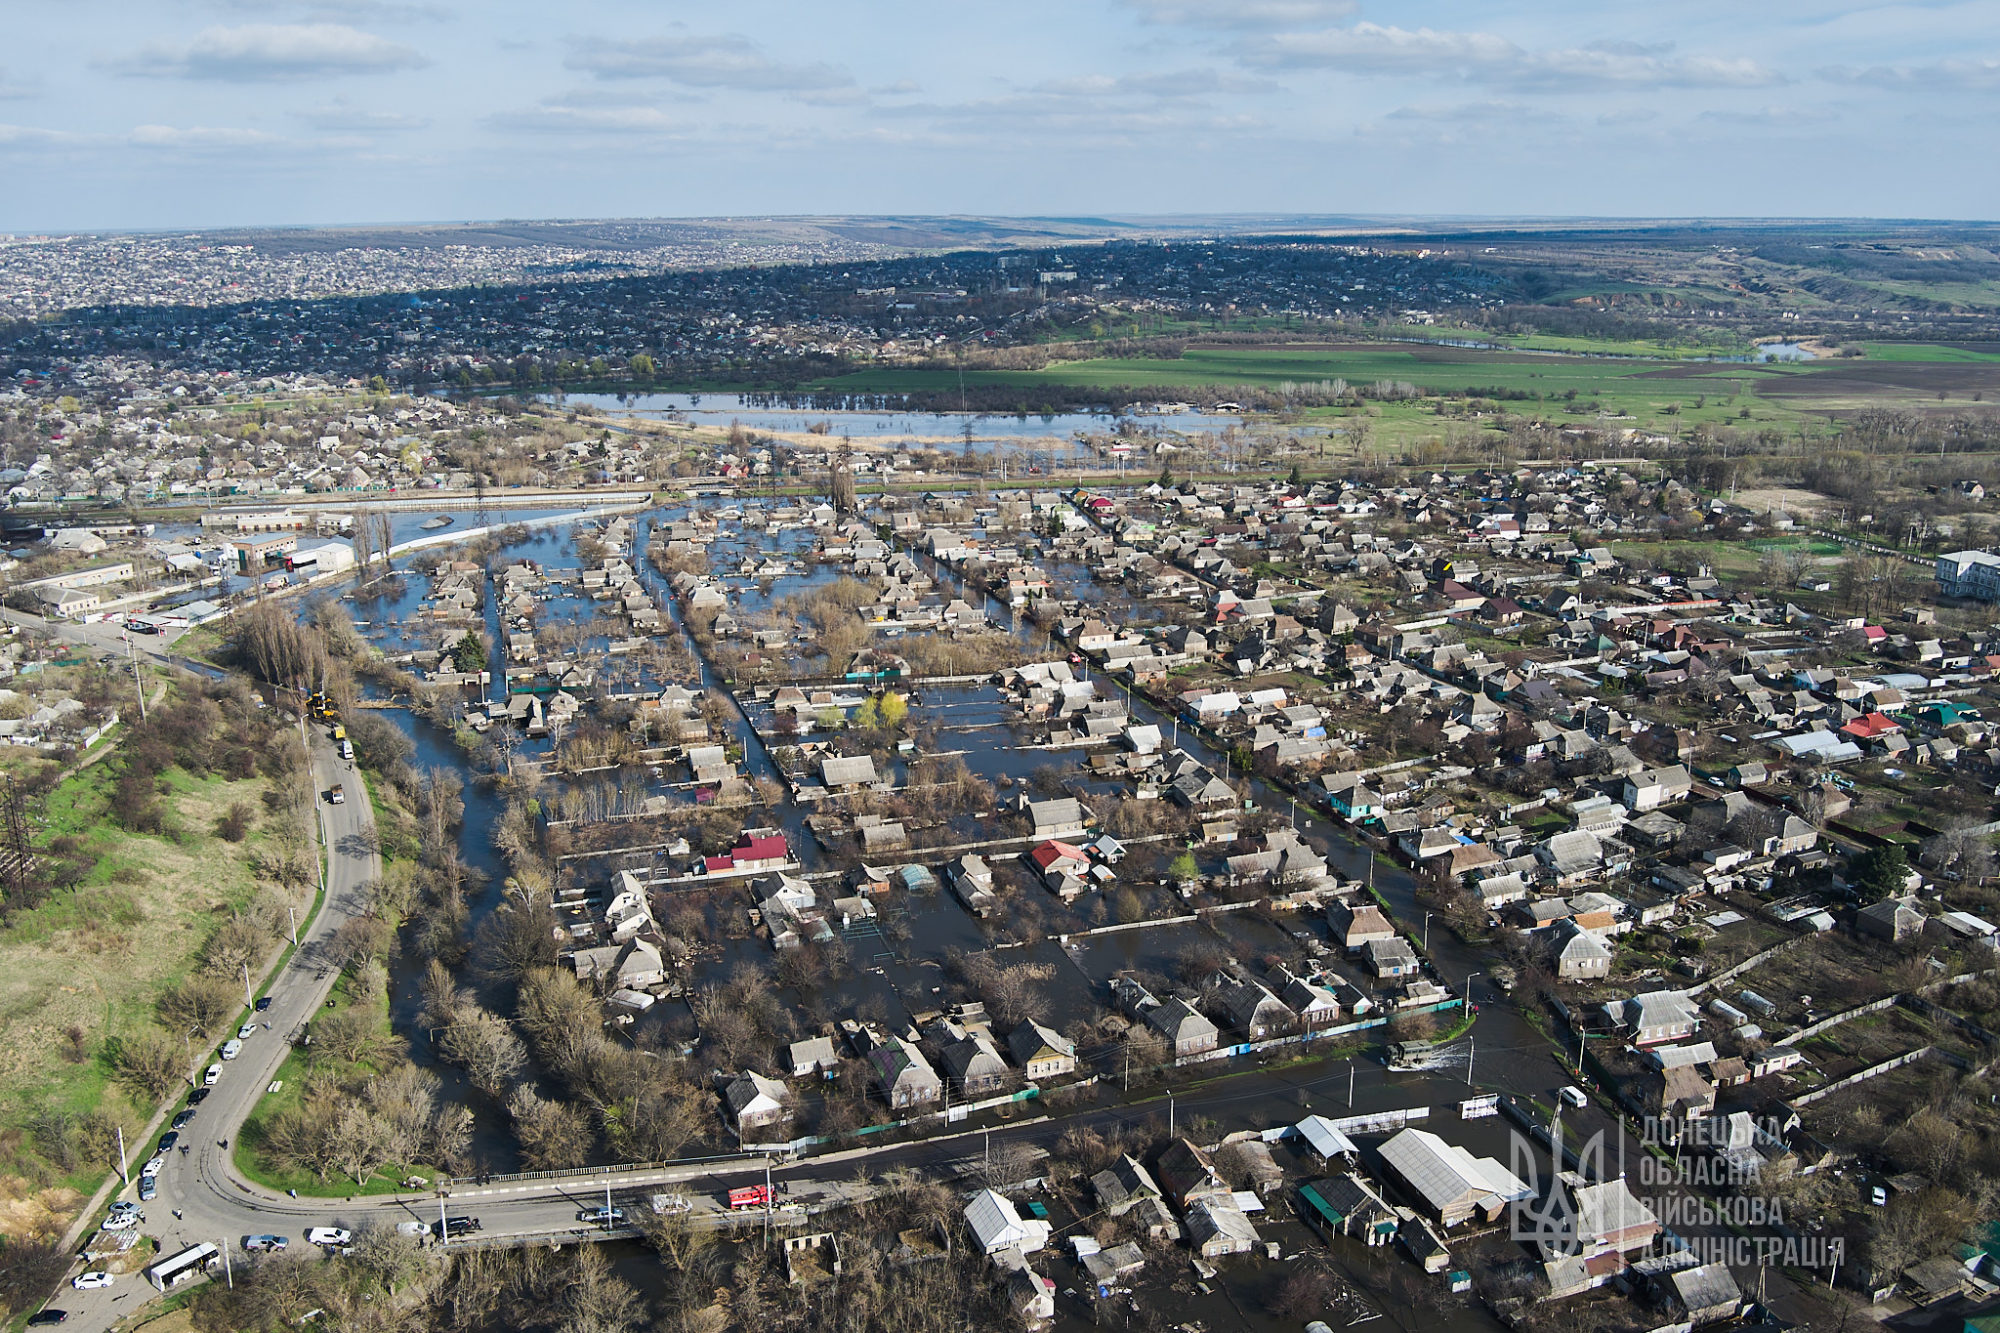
[813,343,1792,397]
[803,342,1817,446]
[1858,342,2000,363]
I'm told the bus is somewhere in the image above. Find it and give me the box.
[727,1185,771,1210]
[147,1242,220,1291]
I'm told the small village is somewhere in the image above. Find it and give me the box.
[244,446,1996,1333]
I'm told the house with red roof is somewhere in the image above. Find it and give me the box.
[1026,839,1092,901]
[1841,712,1901,743]
[704,832,792,876]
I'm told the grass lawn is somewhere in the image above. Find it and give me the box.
[0,758,291,1233]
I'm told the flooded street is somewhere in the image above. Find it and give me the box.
[311,484,1579,1333]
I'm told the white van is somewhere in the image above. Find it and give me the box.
[204,1064,222,1086]
[220,1040,242,1061]
[1558,1085,1588,1109]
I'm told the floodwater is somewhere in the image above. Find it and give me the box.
[540,391,1246,456]
[299,489,1572,1333]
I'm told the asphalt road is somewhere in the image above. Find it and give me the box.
[56,728,378,1331]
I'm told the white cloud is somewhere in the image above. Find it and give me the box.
[295,99,430,130]
[118,24,426,81]
[1122,0,1356,28]
[1819,58,2000,89]
[129,124,284,149]
[1696,104,1821,126]
[208,0,454,18]
[0,123,73,149]
[1236,23,1781,89]
[484,102,687,137]
[876,78,1268,144]
[1036,68,1272,98]
[0,66,39,100]
[566,31,857,97]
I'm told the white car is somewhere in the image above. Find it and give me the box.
[394,1221,429,1237]
[142,1154,168,1178]
[204,1064,222,1086]
[73,1273,114,1290]
[221,1039,242,1061]
[238,1023,257,1041]
[100,1213,141,1233]
[305,1227,352,1247]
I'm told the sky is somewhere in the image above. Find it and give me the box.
[2,0,1997,231]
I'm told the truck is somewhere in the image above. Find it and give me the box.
[330,724,346,742]
[727,1185,772,1210]
[329,784,345,805]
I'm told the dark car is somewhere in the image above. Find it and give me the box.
[28,1309,69,1325]
[186,1088,210,1106]
[157,1132,179,1153]
[171,1110,196,1130]
[254,996,273,1012]
[432,1216,481,1237]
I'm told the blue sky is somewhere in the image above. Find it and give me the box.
[3,0,1996,230]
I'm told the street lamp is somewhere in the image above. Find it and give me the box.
[1422,911,1432,953]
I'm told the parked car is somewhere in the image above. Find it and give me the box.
[204,1064,221,1086]
[157,1132,179,1154]
[71,1274,113,1291]
[1558,1086,1588,1109]
[432,1216,480,1238]
[142,1154,168,1178]
[136,1177,156,1202]
[394,1221,430,1237]
[186,1087,210,1105]
[220,1040,242,1061]
[25,1310,68,1325]
[254,996,273,1013]
[237,1023,257,1041]
[171,1110,196,1131]
[242,1235,289,1253]
[305,1228,352,1247]
[576,1207,624,1225]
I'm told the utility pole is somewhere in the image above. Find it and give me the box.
[1466,1037,1475,1087]
[1348,1060,1354,1108]
[1167,1089,1175,1140]
[125,630,147,720]
[439,1194,448,1246]
[242,961,253,1011]
[220,1240,232,1289]
[116,1126,127,1186]
[287,904,297,946]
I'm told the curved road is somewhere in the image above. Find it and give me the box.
[61,731,379,1330]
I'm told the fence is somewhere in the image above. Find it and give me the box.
[1791,1046,1939,1106]
[1176,998,1465,1068]
[1788,994,1900,1044]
